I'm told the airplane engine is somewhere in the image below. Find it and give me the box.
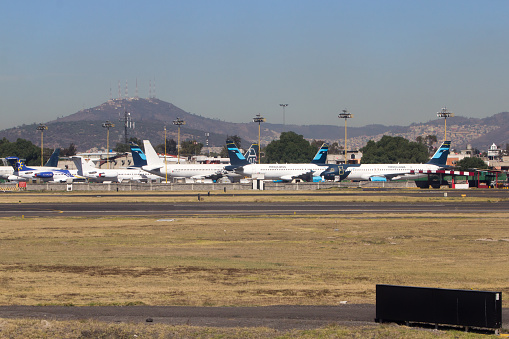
[34,172,54,178]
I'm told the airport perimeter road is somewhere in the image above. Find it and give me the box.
[0,305,506,331]
[0,200,508,217]
[0,305,375,330]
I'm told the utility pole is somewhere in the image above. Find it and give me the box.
[164,126,168,183]
[102,121,115,169]
[36,123,48,166]
[253,114,265,164]
[338,109,353,165]
[437,107,454,141]
[279,104,288,131]
[172,117,185,164]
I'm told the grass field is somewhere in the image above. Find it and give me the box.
[0,192,507,337]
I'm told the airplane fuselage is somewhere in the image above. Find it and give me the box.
[238,163,325,181]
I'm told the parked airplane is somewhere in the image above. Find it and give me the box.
[142,140,227,181]
[320,140,451,181]
[6,155,81,183]
[226,141,329,182]
[71,156,156,183]
[1,148,62,181]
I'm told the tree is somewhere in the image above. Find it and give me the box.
[264,131,316,163]
[455,157,488,171]
[0,138,41,165]
[416,135,438,154]
[61,143,77,157]
[154,139,177,155]
[113,137,144,153]
[361,135,429,164]
[180,140,203,157]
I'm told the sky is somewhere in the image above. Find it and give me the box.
[1,0,509,129]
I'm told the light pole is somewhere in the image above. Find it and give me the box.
[279,104,288,131]
[36,123,48,166]
[338,109,353,165]
[164,126,168,183]
[102,121,115,169]
[173,117,185,164]
[253,114,266,164]
[437,107,454,141]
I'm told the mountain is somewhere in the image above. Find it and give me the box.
[0,97,508,152]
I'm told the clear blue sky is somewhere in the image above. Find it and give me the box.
[1,0,508,129]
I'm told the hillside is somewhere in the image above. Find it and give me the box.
[0,98,507,152]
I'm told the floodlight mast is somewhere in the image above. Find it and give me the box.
[172,117,186,164]
[338,109,353,165]
[36,123,48,166]
[437,107,454,141]
[279,104,288,131]
[253,114,266,164]
[164,126,168,183]
[102,121,115,169]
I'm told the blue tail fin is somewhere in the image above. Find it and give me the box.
[311,143,329,164]
[226,140,250,168]
[244,144,258,164]
[44,148,60,167]
[130,143,147,167]
[6,157,31,171]
[427,141,451,166]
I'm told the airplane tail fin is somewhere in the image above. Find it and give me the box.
[311,143,329,164]
[226,140,250,168]
[6,157,29,171]
[44,148,60,167]
[142,140,164,170]
[130,143,147,167]
[71,156,96,176]
[427,140,451,167]
[244,144,258,164]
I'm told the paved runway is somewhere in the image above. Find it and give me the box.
[0,200,508,217]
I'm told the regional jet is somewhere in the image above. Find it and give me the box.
[6,155,82,183]
[225,140,328,182]
[320,140,451,181]
[141,140,227,181]
[71,156,156,183]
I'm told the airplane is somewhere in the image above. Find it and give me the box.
[71,156,158,183]
[1,148,62,181]
[225,140,329,182]
[142,140,227,181]
[6,154,82,183]
[320,140,452,181]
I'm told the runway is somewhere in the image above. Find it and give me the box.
[0,200,508,217]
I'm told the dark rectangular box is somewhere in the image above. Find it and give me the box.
[375,284,502,329]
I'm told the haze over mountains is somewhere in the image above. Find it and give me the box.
[1,97,508,152]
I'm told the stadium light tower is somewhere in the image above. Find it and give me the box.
[102,120,115,169]
[164,126,168,183]
[36,123,48,166]
[173,117,186,164]
[437,107,454,141]
[338,109,353,165]
[253,114,266,164]
[279,104,288,130]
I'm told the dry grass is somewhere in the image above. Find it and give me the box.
[0,213,507,307]
[0,318,499,338]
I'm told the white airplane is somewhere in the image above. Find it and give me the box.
[6,155,82,183]
[320,141,452,181]
[71,156,157,183]
[1,148,62,181]
[142,140,227,181]
[226,140,329,182]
